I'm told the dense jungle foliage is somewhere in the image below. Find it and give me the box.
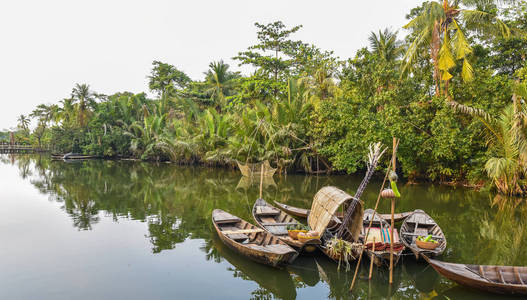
[6,1,527,195]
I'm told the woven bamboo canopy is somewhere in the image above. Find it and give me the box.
[308,186,363,241]
[237,160,277,177]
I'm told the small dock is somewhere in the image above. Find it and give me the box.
[0,143,49,154]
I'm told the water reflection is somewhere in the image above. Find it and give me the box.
[3,154,527,299]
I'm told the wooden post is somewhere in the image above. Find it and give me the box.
[368,238,375,280]
[389,198,395,284]
[389,137,398,284]
[350,139,399,292]
[259,164,264,199]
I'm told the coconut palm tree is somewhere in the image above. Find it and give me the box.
[451,96,527,195]
[368,28,403,62]
[203,60,239,111]
[402,0,510,96]
[71,83,97,127]
[57,98,75,126]
[30,104,58,126]
[17,114,30,131]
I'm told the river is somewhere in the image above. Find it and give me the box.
[1,154,525,299]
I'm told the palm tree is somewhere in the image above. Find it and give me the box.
[57,98,75,126]
[30,104,58,126]
[71,83,96,127]
[368,28,403,62]
[402,0,510,96]
[203,60,239,111]
[451,96,526,195]
[17,114,30,131]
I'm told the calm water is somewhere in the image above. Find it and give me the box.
[1,155,526,299]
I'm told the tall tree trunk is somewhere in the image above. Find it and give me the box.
[430,20,441,96]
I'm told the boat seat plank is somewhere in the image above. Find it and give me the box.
[407,214,436,225]
[214,211,241,224]
[260,216,276,223]
[221,228,264,235]
[255,206,280,216]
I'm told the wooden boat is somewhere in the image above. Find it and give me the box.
[423,256,527,295]
[274,201,411,222]
[400,209,446,259]
[212,209,298,268]
[63,153,97,160]
[274,201,310,218]
[252,199,320,253]
[361,209,405,268]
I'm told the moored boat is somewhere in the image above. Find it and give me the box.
[63,153,97,159]
[361,209,405,268]
[400,209,446,259]
[252,199,320,253]
[274,201,310,218]
[212,209,298,268]
[424,256,527,295]
[274,201,411,222]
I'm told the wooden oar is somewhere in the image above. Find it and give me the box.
[259,164,264,199]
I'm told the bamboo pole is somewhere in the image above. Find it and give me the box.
[389,137,398,284]
[350,139,399,292]
[368,238,375,280]
[259,164,264,199]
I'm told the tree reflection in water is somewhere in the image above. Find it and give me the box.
[7,154,527,300]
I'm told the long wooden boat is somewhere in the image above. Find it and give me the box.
[361,209,405,268]
[252,199,319,253]
[274,201,411,222]
[212,209,298,268]
[423,256,527,295]
[63,153,97,160]
[400,209,446,260]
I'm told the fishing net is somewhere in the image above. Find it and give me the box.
[236,160,277,177]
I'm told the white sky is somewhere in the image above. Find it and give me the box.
[0,0,423,129]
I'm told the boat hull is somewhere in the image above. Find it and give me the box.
[425,257,527,295]
[212,209,298,268]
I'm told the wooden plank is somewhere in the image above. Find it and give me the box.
[214,211,240,224]
[262,222,298,226]
[260,216,276,223]
[498,268,506,284]
[221,228,264,235]
[514,267,525,285]
[256,206,280,215]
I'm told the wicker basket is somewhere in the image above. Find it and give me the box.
[288,230,307,240]
[297,232,321,243]
[416,239,439,250]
